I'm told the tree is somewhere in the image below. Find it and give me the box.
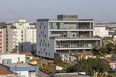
[62,62,75,73]
[106,42,115,54]
[98,46,108,56]
[74,58,110,77]
[102,37,114,46]
[91,46,108,57]
[91,46,99,56]
[54,59,64,67]
[11,46,19,53]
[10,25,16,29]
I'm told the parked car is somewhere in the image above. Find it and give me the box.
[44,70,49,74]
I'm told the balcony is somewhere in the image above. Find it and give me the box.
[49,25,93,31]
[49,37,101,41]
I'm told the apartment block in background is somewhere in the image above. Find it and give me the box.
[94,26,109,37]
[7,19,36,52]
[0,28,6,53]
[36,15,102,59]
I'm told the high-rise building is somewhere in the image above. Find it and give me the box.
[36,15,102,59]
[0,28,6,53]
[7,19,36,52]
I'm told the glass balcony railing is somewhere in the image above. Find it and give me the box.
[56,44,99,48]
[49,25,93,30]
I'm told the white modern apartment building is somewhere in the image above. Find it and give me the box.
[94,26,109,37]
[0,28,6,53]
[7,19,36,52]
[36,15,102,59]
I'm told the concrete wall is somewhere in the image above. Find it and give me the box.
[36,20,55,59]
[0,53,25,63]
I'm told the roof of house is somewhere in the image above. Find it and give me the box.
[38,60,54,64]
[64,61,71,64]
[2,63,36,67]
[103,58,114,63]
[49,64,56,66]
[20,52,32,56]
[107,57,113,59]
[30,59,37,62]
[0,66,14,75]
[76,51,93,56]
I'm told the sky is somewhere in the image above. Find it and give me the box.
[0,0,116,23]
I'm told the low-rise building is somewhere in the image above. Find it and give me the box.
[76,51,93,61]
[0,53,25,64]
[103,58,115,71]
[0,63,39,77]
[54,52,76,61]
[0,66,17,77]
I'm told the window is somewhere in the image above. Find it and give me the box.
[43,43,44,46]
[40,23,42,25]
[49,53,50,56]
[45,35,46,38]
[44,48,46,51]
[45,43,47,46]
[46,52,47,55]
[40,26,41,29]
[44,26,46,29]
[39,43,41,46]
[48,44,49,47]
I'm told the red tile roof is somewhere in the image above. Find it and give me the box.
[107,57,113,59]
[76,51,93,56]
[49,64,56,66]
[38,60,54,64]
[103,58,114,63]
[0,66,14,74]
[64,61,71,64]
[30,59,37,62]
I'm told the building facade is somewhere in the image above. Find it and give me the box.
[0,53,25,64]
[94,26,109,37]
[7,19,36,52]
[0,28,6,53]
[36,15,102,59]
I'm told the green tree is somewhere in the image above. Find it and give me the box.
[102,37,114,46]
[91,46,99,56]
[74,58,110,77]
[11,46,19,53]
[62,62,75,73]
[98,46,108,56]
[54,59,64,67]
[91,46,108,57]
[10,25,17,29]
